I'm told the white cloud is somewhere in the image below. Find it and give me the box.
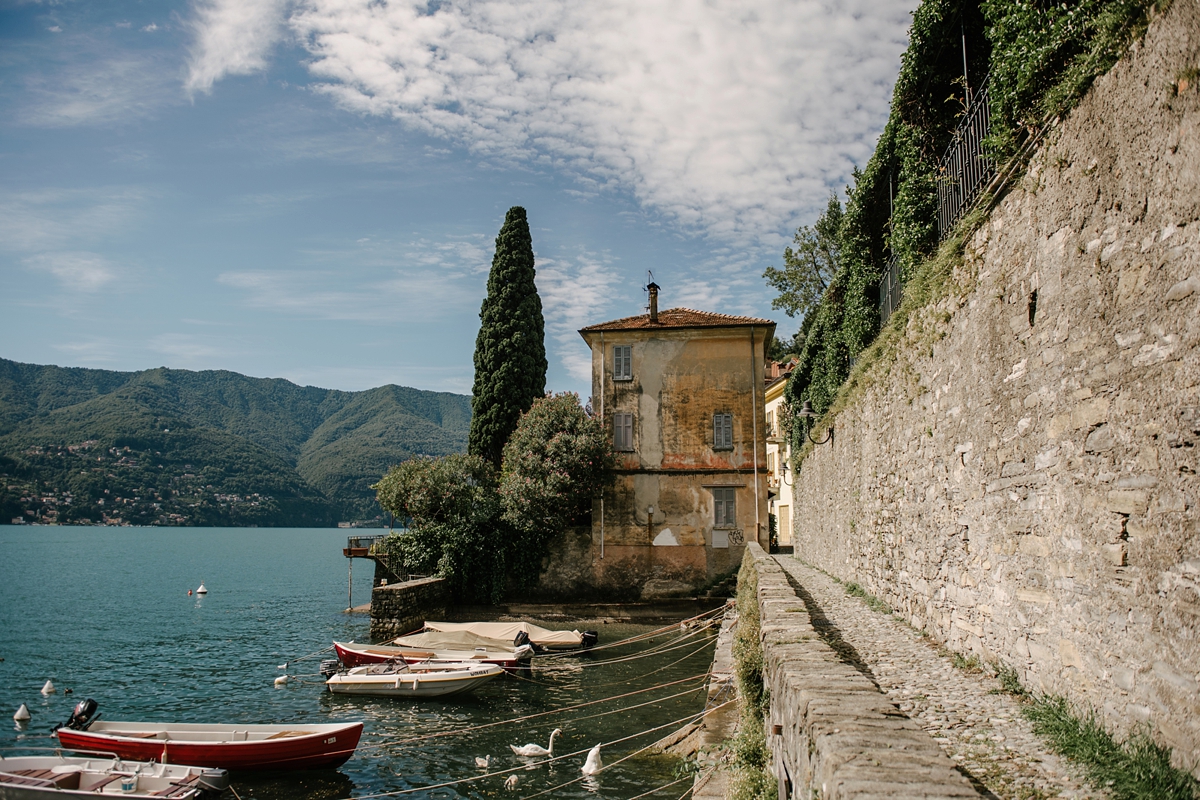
[282,0,915,246]
[25,252,120,292]
[184,0,291,94]
[0,188,148,252]
[142,23,159,33]
[217,232,492,321]
[48,26,62,33]
[19,54,178,127]
[53,338,120,363]
[149,333,223,361]
[535,250,618,381]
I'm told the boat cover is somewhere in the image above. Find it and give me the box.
[390,629,523,653]
[421,621,583,648]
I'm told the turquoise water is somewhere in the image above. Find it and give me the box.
[0,527,715,799]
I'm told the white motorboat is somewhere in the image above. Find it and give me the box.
[0,751,229,799]
[325,660,504,698]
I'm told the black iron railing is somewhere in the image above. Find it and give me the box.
[937,82,994,239]
[879,253,903,325]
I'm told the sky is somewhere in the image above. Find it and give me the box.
[1,0,918,399]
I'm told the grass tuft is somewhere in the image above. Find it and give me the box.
[842,581,893,614]
[1024,695,1200,800]
[991,661,1029,697]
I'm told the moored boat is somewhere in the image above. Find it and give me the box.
[422,621,598,651]
[53,700,362,771]
[0,751,229,799]
[333,637,532,670]
[325,660,503,698]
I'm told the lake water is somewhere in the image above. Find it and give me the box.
[0,527,716,799]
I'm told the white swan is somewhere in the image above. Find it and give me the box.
[581,744,603,775]
[510,728,562,757]
[504,774,519,790]
[475,755,490,769]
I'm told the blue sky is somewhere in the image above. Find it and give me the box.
[1,0,916,399]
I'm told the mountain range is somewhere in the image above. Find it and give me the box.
[0,358,471,527]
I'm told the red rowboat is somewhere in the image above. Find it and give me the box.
[56,720,362,771]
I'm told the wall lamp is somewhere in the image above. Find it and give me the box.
[797,400,834,445]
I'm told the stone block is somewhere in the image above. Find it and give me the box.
[1106,489,1149,515]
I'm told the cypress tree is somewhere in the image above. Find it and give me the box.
[468,206,547,465]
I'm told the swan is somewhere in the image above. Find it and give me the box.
[475,755,490,770]
[504,775,519,790]
[510,728,562,757]
[581,744,602,775]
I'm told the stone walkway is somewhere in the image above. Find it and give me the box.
[773,556,1098,800]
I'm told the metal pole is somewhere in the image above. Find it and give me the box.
[600,332,605,559]
[962,23,971,106]
[347,558,352,612]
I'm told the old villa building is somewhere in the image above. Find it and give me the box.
[578,283,774,596]
[764,358,797,551]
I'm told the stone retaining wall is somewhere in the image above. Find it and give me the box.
[791,2,1200,771]
[748,544,980,799]
[369,576,448,640]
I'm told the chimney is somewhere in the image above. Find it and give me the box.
[647,280,660,323]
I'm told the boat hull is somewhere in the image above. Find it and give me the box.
[333,641,524,670]
[326,664,503,698]
[0,753,228,799]
[56,721,363,771]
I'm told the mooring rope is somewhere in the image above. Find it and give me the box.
[527,604,727,661]
[622,775,693,800]
[339,699,735,800]
[515,699,736,800]
[346,672,710,754]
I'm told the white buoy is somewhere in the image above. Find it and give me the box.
[196,583,208,595]
[273,675,288,687]
[14,704,30,721]
[41,680,55,695]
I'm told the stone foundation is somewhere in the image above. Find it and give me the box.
[368,576,448,640]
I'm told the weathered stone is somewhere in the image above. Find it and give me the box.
[1165,276,1200,302]
[1106,489,1149,515]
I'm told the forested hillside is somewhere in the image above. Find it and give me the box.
[0,359,470,526]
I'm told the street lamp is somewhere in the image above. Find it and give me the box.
[796,400,834,445]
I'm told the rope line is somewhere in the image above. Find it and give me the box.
[515,700,736,800]
[342,700,734,800]
[347,673,710,752]
[525,604,727,661]
[623,776,692,800]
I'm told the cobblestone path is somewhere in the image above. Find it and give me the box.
[773,555,1098,799]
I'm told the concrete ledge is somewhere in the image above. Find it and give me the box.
[746,544,981,799]
[369,576,448,640]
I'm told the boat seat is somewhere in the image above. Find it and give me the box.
[151,773,199,797]
[265,730,309,739]
[86,774,124,792]
[5,769,58,788]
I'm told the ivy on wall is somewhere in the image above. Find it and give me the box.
[782,0,1164,450]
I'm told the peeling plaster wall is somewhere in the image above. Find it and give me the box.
[791,3,1200,769]
[579,324,771,597]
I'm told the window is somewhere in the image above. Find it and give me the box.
[712,487,736,527]
[713,413,733,450]
[613,345,632,380]
[766,411,775,437]
[613,412,634,451]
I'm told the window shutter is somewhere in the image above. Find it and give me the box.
[713,413,732,449]
[613,345,631,380]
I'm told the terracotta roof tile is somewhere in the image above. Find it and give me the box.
[580,307,775,333]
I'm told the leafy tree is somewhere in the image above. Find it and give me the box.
[762,194,845,321]
[498,393,616,592]
[372,454,508,602]
[468,207,548,465]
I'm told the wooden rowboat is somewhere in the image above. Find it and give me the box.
[0,752,229,799]
[55,720,362,771]
[325,661,503,698]
[333,639,530,670]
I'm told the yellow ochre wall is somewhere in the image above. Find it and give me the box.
[582,324,771,597]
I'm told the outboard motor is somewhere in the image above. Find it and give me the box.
[57,698,99,731]
[513,630,544,654]
[580,631,599,649]
[196,769,231,795]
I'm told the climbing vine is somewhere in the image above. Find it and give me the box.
[782,0,1165,454]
